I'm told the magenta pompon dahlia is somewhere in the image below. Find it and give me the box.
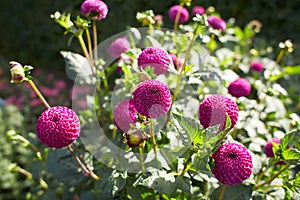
[109,37,130,58]
[168,5,189,24]
[198,94,238,133]
[250,61,264,72]
[228,78,252,98]
[113,99,138,133]
[132,80,172,118]
[212,143,253,185]
[137,47,170,76]
[192,6,205,16]
[36,106,80,148]
[207,16,226,31]
[264,138,280,157]
[81,0,108,20]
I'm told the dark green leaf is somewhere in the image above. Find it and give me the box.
[175,176,191,193]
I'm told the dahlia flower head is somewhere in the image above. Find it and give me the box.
[198,94,238,133]
[132,79,172,119]
[113,99,138,133]
[250,61,264,72]
[207,16,226,31]
[170,54,183,70]
[109,37,130,58]
[228,78,252,98]
[81,0,108,20]
[192,6,205,16]
[36,106,80,148]
[10,61,27,84]
[168,5,189,24]
[264,138,280,157]
[212,143,253,185]
[138,47,170,76]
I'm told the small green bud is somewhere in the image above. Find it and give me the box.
[123,129,149,148]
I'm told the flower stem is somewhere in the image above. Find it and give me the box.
[85,29,93,55]
[254,164,290,190]
[77,35,95,75]
[67,145,100,180]
[179,155,192,176]
[28,80,50,109]
[275,49,285,64]
[218,184,227,200]
[150,118,157,155]
[92,20,98,65]
[173,3,184,30]
[139,147,145,172]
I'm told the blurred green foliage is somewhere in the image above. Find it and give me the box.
[0,0,299,73]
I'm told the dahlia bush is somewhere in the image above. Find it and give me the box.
[3,0,300,199]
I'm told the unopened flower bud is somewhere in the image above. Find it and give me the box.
[123,129,149,148]
[10,61,27,83]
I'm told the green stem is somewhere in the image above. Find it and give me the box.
[92,20,98,65]
[150,118,157,155]
[85,29,93,56]
[77,35,95,75]
[255,165,271,184]
[173,3,184,30]
[67,145,100,180]
[275,49,285,64]
[139,147,145,172]
[28,80,50,109]
[254,164,290,190]
[218,184,227,200]
[179,155,192,176]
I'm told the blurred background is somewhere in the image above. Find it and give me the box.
[0,0,299,72]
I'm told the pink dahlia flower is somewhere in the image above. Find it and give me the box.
[168,5,189,24]
[212,143,253,185]
[109,37,130,58]
[264,138,280,158]
[113,99,138,133]
[36,106,80,148]
[228,78,252,98]
[138,47,170,75]
[81,0,108,20]
[132,80,172,118]
[207,16,226,31]
[192,6,205,16]
[250,61,264,72]
[198,94,238,133]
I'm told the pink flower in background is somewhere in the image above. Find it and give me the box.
[250,61,264,72]
[198,94,238,133]
[54,80,67,90]
[228,78,252,98]
[81,0,108,20]
[138,47,170,75]
[168,5,189,23]
[192,6,205,16]
[109,37,130,58]
[36,106,80,148]
[264,138,280,157]
[207,16,226,31]
[212,143,253,185]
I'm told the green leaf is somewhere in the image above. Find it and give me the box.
[279,129,299,151]
[284,65,300,75]
[282,149,300,164]
[210,184,253,200]
[60,51,92,82]
[293,173,300,190]
[172,113,203,144]
[175,176,191,193]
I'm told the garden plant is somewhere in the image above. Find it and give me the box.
[2,0,300,199]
